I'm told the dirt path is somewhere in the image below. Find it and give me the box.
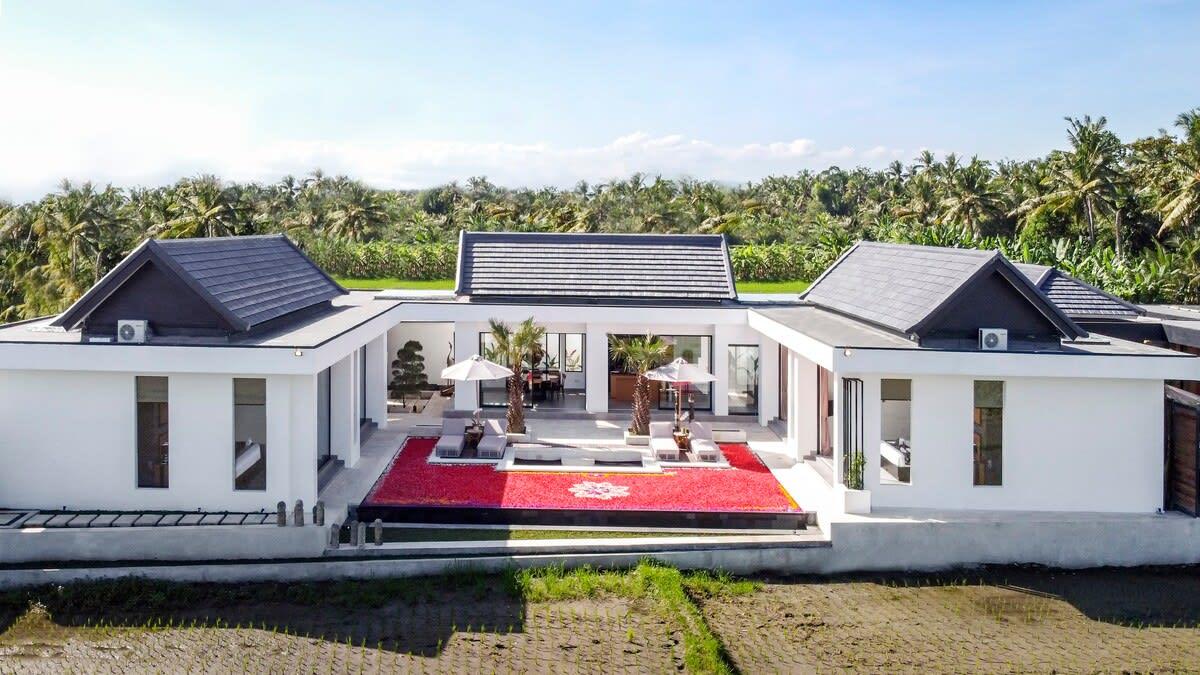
[697,568,1200,673]
[0,596,680,674]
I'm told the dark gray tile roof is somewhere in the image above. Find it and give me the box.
[801,241,1085,340]
[53,234,345,332]
[802,242,996,335]
[154,235,345,328]
[1014,263,1142,319]
[457,232,736,303]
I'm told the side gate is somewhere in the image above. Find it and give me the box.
[1165,385,1200,516]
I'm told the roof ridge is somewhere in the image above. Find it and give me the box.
[856,240,998,256]
[154,233,287,244]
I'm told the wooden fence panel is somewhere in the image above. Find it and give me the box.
[1167,396,1199,516]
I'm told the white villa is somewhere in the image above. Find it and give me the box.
[0,231,1196,520]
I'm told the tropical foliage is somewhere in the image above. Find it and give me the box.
[486,318,546,435]
[4,110,1200,321]
[609,334,671,436]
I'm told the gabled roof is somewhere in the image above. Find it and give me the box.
[53,234,346,332]
[1015,263,1144,319]
[455,231,737,303]
[801,241,1087,341]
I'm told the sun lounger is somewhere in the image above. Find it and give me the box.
[435,418,468,458]
[689,421,724,462]
[649,421,679,461]
[477,419,509,459]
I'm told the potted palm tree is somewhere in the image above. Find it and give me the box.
[488,317,545,439]
[609,334,670,445]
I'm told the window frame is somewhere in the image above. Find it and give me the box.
[726,343,760,416]
[879,378,912,485]
[232,377,268,492]
[972,380,1005,487]
[134,375,170,490]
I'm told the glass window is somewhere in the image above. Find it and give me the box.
[973,381,1003,486]
[317,367,332,466]
[563,334,584,372]
[727,345,759,415]
[479,332,510,408]
[880,379,911,484]
[136,376,169,488]
[660,336,712,411]
[233,378,267,491]
[607,334,714,411]
[540,333,561,371]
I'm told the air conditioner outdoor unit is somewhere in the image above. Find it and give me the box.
[117,320,148,344]
[979,328,1008,351]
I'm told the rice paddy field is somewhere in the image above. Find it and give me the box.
[2,563,1199,673]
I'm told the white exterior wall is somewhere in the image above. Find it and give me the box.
[858,374,1164,513]
[364,334,388,427]
[0,370,319,511]
[386,322,454,386]
[329,352,359,466]
[785,349,819,459]
[436,308,770,419]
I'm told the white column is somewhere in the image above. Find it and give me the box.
[713,324,731,416]
[266,375,293,503]
[862,376,883,493]
[365,333,389,429]
[330,353,359,467]
[785,351,799,456]
[453,321,480,411]
[288,374,318,505]
[832,373,844,485]
[585,325,609,413]
[793,355,819,458]
[758,336,779,425]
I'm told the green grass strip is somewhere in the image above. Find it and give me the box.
[734,279,809,294]
[333,277,455,290]
[515,561,749,674]
[333,276,809,295]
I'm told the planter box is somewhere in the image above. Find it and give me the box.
[623,430,649,446]
[712,428,748,443]
[838,486,872,515]
[507,428,532,443]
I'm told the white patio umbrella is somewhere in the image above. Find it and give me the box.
[441,354,514,382]
[645,358,717,426]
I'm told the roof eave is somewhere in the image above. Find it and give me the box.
[454,229,467,296]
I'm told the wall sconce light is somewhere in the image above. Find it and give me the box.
[843,348,853,357]
[293,348,303,357]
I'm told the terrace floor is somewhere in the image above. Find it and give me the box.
[319,409,808,527]
[361,437,799,514]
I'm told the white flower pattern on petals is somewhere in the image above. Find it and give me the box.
[568,481,630,500]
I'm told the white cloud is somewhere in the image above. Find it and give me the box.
[0,64,905,200]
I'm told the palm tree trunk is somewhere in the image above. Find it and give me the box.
[507,372,525,434]
[632,375,651,436]
[1084,196,1097,244]
[1114,207,1124,258]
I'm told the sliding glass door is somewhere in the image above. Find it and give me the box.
[727,344,760,415]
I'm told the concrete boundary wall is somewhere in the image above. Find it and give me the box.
[0,525,327,564]
[3,515,1200,589]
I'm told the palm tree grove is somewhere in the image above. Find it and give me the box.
[2,110,1199,322]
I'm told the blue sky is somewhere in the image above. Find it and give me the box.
[1,1,1198,199]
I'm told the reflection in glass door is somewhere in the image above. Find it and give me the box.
[727,344,760,415]
[656,335,713,412]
